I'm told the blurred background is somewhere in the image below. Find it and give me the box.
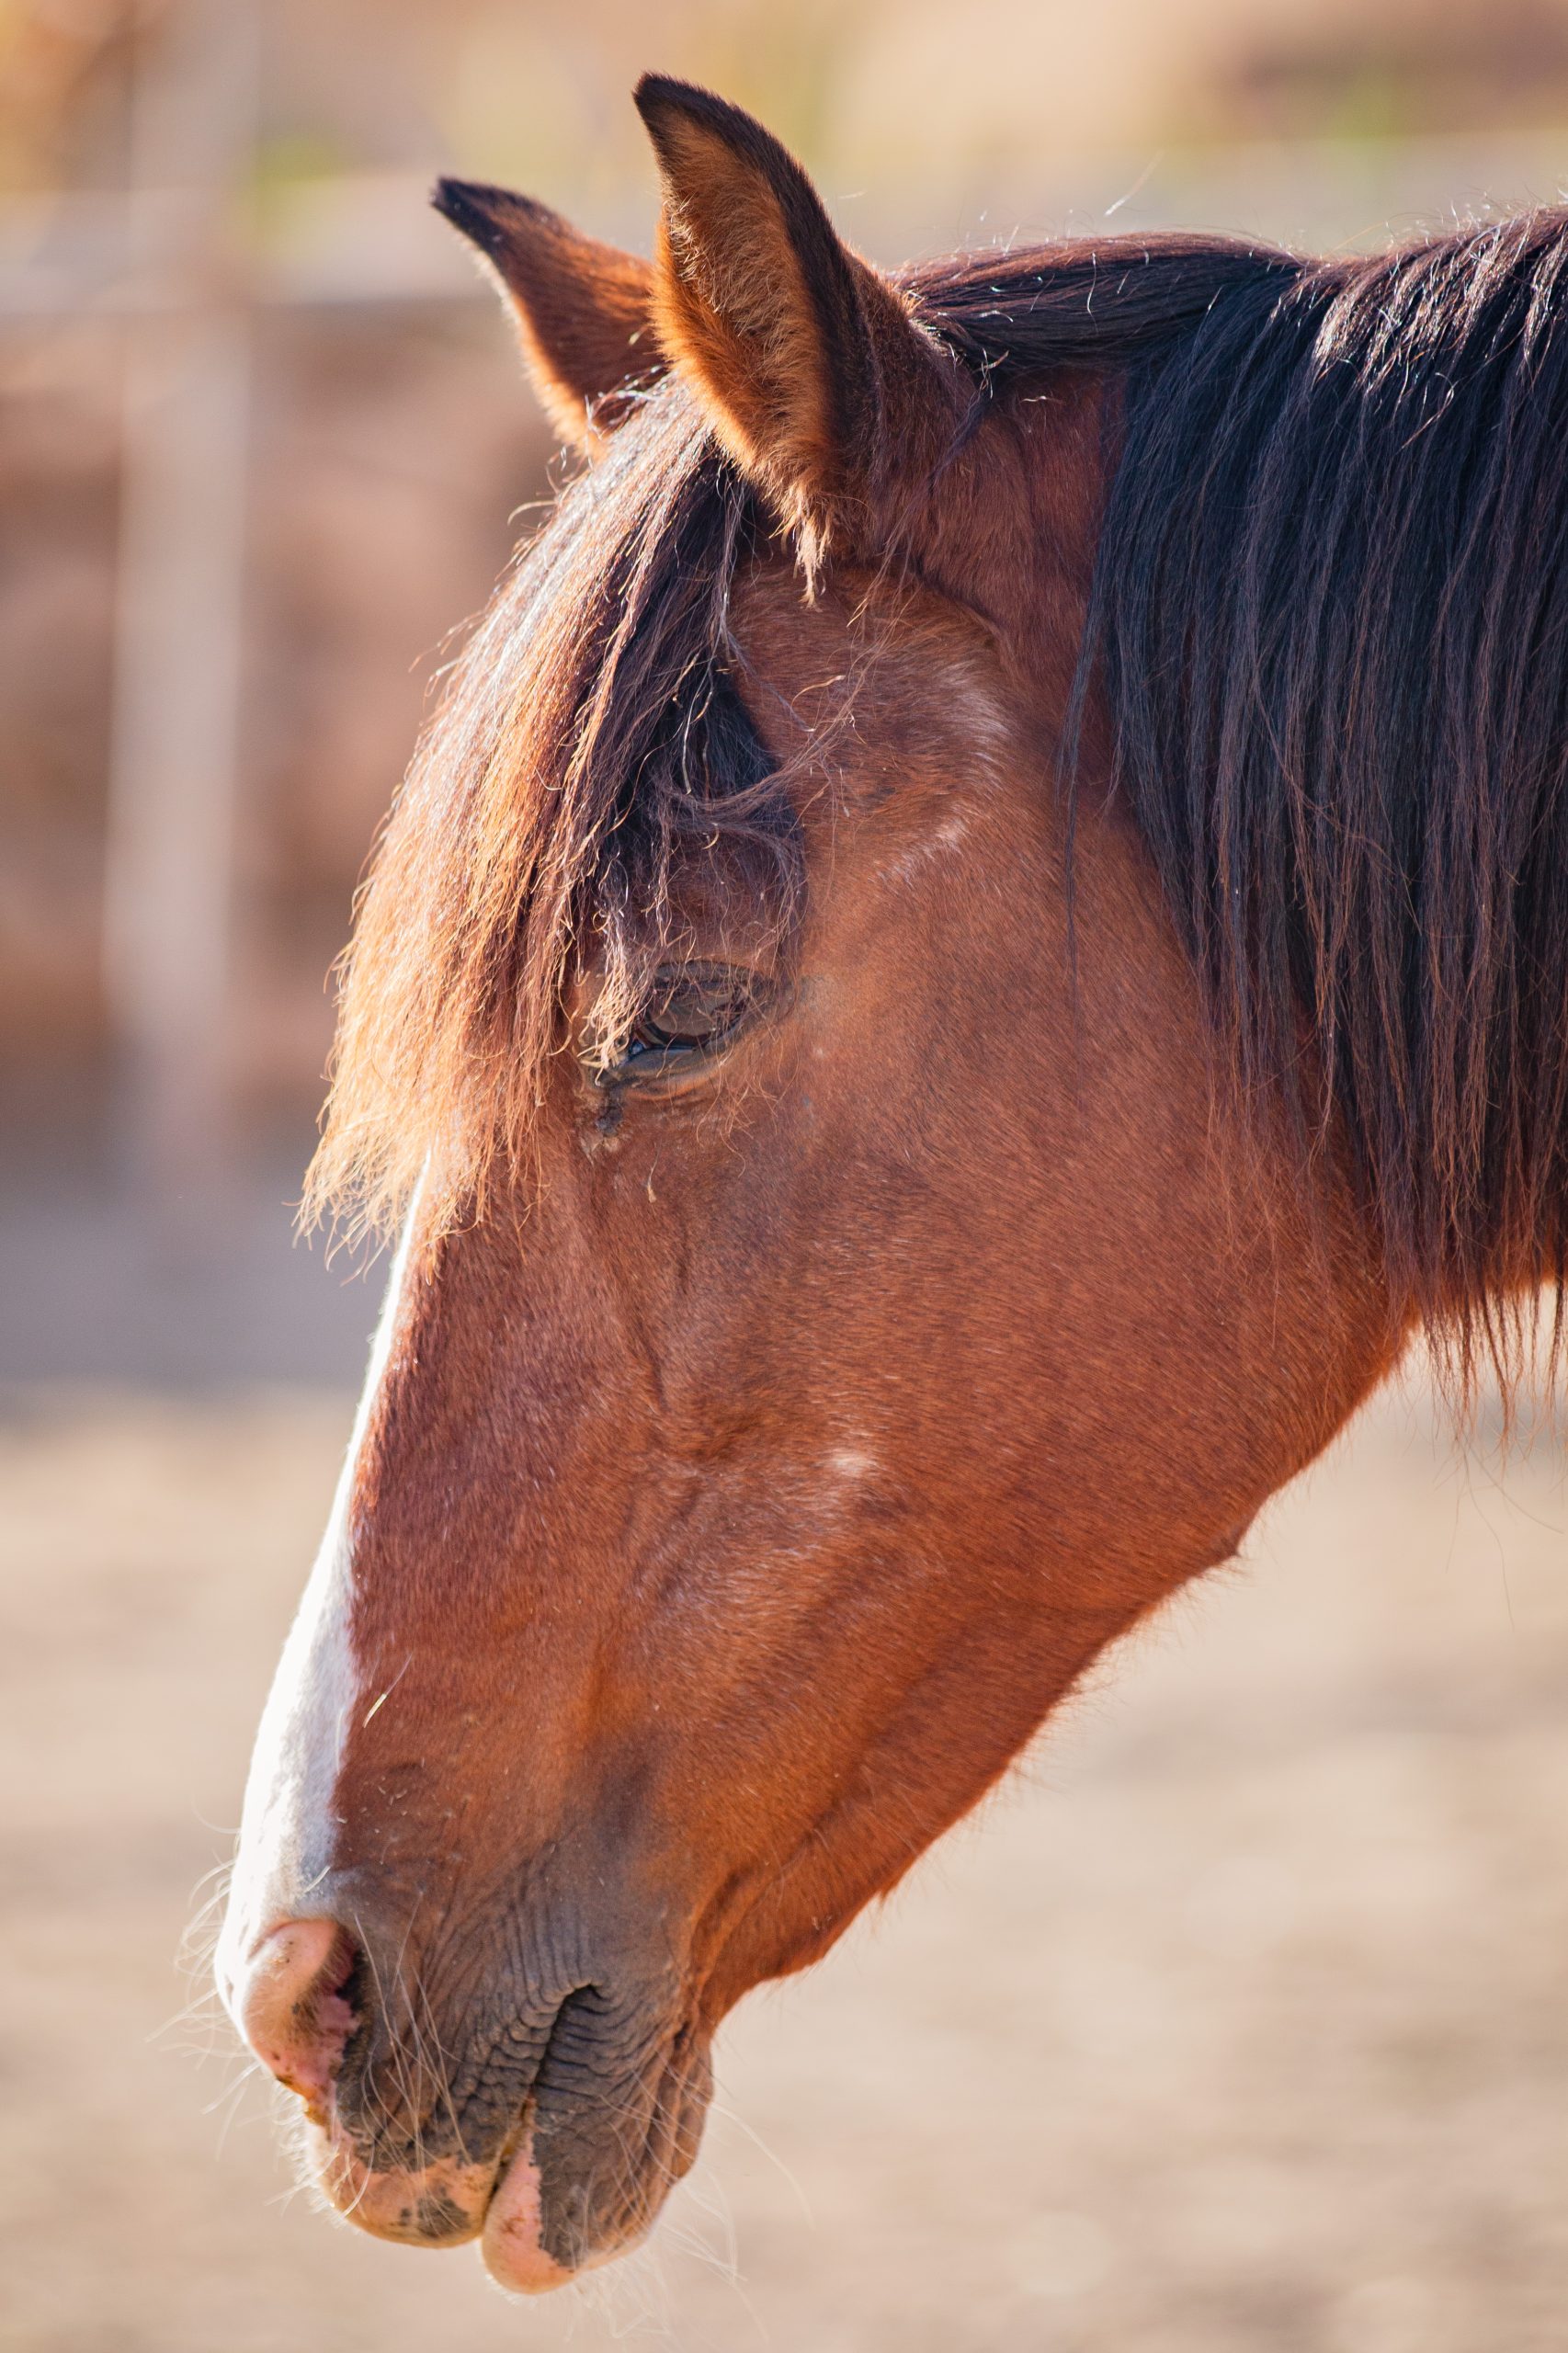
[0,2,1563,2347]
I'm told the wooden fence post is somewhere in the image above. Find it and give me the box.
[102,0,259,1214]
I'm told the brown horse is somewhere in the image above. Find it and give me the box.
[216,77,1568,2294]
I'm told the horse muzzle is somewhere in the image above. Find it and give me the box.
[222,1910,708,2290]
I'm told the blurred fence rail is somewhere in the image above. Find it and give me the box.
[0,172,475,322]
[0,16,552,1251]
[0,0,505,1210]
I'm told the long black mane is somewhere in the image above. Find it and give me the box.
[317,207,1568,1381]
[926,215,1568,1369]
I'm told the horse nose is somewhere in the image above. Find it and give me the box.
[230,1918,360,2108]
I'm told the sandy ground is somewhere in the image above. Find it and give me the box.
[0,1378,1564,2353]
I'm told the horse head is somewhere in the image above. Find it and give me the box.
[219,76,1568,2290]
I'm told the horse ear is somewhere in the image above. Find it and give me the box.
[432,179,658,449]
[633,75,967,566]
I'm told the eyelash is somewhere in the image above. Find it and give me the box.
[608,968,756,1077]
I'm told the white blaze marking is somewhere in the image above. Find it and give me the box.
[217,1202,421,2017]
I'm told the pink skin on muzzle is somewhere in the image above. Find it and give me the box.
[233,1918,355,2112]
[227,1916,604,2290]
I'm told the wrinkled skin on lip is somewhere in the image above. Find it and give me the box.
[218,81,1404,2290]
[304,2098,668,2291]
[302,1928,714,2279]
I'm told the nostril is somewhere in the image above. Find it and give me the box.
[236,1918,361,2109]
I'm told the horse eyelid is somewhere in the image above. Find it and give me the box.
[595,968,779,1086]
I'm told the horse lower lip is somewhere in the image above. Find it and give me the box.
[481,2123,578,2293]
[478,2100,659,2292]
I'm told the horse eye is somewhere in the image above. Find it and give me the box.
[618,970,753,1070]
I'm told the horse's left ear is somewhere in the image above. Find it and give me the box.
[633,75,969,567]
[432,179,658,449]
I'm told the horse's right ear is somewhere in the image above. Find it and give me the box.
[433,179,658,449]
